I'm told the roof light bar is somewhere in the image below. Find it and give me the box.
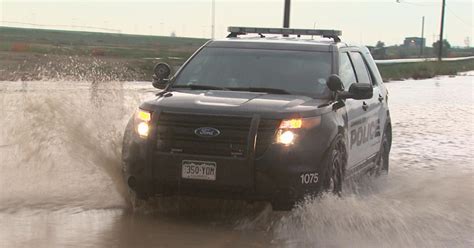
[227,26,342,39]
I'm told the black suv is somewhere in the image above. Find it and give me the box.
[122,27,392,210]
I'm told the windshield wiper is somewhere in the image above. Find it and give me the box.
[228,87,291,95]
[172,85,227,90]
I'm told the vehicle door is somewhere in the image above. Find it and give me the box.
[338,50,367,169]
[348,50,383,162]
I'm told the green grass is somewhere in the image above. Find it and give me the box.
[0,26,207,47]
[378,59,474,81]
[0,26,207,61]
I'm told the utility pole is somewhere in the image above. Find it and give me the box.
[283,0,291,37]
[420,16,425,57]
[283,0,291,28]
[311,21,316,39]
[211,0,215,39]
[438,0,446,61]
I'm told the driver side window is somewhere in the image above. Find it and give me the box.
[339,52,357,90]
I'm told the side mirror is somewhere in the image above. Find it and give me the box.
[327,75,344,92]
[152,63,172,89]
[344,83,373,100]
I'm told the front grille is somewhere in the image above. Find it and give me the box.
[156,112,251,157]
[155,112,279,158]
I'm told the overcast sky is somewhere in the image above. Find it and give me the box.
[1,0,472,47]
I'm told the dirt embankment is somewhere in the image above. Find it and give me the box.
[0,51,156,82]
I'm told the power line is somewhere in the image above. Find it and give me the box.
[397,0,472,29]
[0,21,121,33]
[396,0,437,7]
[445,5,472,29]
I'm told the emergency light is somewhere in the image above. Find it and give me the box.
[227,26,342,41]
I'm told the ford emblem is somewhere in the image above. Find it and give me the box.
[194,127,221,138]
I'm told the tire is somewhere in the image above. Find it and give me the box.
[321,134,347,195]
[373,127,390,176]
[129,189,148,211]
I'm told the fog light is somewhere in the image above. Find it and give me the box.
[137,122,149,138]
[277,130,295,145]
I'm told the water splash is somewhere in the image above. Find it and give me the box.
[230,171,473,247]
[3,55,150,82]
[0,75,472,247]
[273,171,473,247]
[0,81,148,212]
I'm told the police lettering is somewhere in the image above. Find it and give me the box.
[350,119,379,149]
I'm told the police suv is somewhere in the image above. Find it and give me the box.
[122,27,392,210]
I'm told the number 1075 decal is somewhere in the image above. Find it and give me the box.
[300,173,319,184]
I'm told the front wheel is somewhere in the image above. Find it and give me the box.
[321,134,347,195]
[372,126,391,176]
[129,189,148,211]
[271,135,347,210]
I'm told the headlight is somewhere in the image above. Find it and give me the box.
[275,117,321,145]
[135,109,152,138]
[137,122,150,137]
[276,130,296,145]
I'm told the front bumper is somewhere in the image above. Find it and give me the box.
[122,113,334,203]
[124,139,330,204]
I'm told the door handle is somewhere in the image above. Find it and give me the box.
[378,94,384,102]
[362,101,368,111]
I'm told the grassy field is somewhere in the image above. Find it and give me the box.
[378,59,474,81]
[0,26,207,61]
[1,26,472,82]
[0,26,208,81]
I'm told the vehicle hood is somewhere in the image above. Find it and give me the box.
[141,90,332,118]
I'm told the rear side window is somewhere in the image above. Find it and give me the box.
[350,52,372,84]
[339,52,357,89]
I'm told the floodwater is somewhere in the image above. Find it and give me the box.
[0,73,473,248]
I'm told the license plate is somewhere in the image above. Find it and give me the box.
[181,160,216,181]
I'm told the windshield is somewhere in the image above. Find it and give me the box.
[173,47,332,98]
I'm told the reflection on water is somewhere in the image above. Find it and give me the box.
[0,74,473,247]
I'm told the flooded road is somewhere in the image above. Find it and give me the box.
[0,74,473,247]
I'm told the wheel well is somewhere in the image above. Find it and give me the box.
[384,110,392,150]
[337,125,345,136]
[385,121,392,151]
[332,131,347,177]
